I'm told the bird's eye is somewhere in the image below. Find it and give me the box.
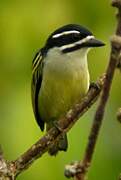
[73,33,80,40]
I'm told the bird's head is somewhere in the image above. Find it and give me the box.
[43,24,105,55]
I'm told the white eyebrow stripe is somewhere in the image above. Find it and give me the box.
[60,35,94,50]
[52,30,80,38]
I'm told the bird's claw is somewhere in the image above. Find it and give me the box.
[89,82,100,91]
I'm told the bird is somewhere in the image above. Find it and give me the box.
[31,24,105,156]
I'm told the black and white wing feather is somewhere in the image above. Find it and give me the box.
[31,49,45,131]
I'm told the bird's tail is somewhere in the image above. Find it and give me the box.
[48,133,68,156]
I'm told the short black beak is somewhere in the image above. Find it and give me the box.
[86,38,105,47]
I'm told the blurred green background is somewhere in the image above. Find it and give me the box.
[0,0,121,180]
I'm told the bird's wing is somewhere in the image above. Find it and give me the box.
[31,49,45,131]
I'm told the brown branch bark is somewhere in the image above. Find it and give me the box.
[112,0,121,69]
[0,75,105,179]
[112,2,121,178]
[0,146,13,180]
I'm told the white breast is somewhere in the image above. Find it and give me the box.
[44,47,90,77]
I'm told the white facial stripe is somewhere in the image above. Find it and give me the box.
[52,30,80,38]
[33,53,41,67]
[32,52,42,74]
[60,35,94,51]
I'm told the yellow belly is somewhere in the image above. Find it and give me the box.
[38,66,89,122]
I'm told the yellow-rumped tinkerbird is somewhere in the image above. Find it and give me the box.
[31,24,105,155]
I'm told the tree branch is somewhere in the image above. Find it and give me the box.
[0,75,105,179]
[112,0,121,69]
[0,146,13,180]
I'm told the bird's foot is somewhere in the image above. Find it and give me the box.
[89,82,100,91]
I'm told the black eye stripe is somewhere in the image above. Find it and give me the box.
[62,38,96,53]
